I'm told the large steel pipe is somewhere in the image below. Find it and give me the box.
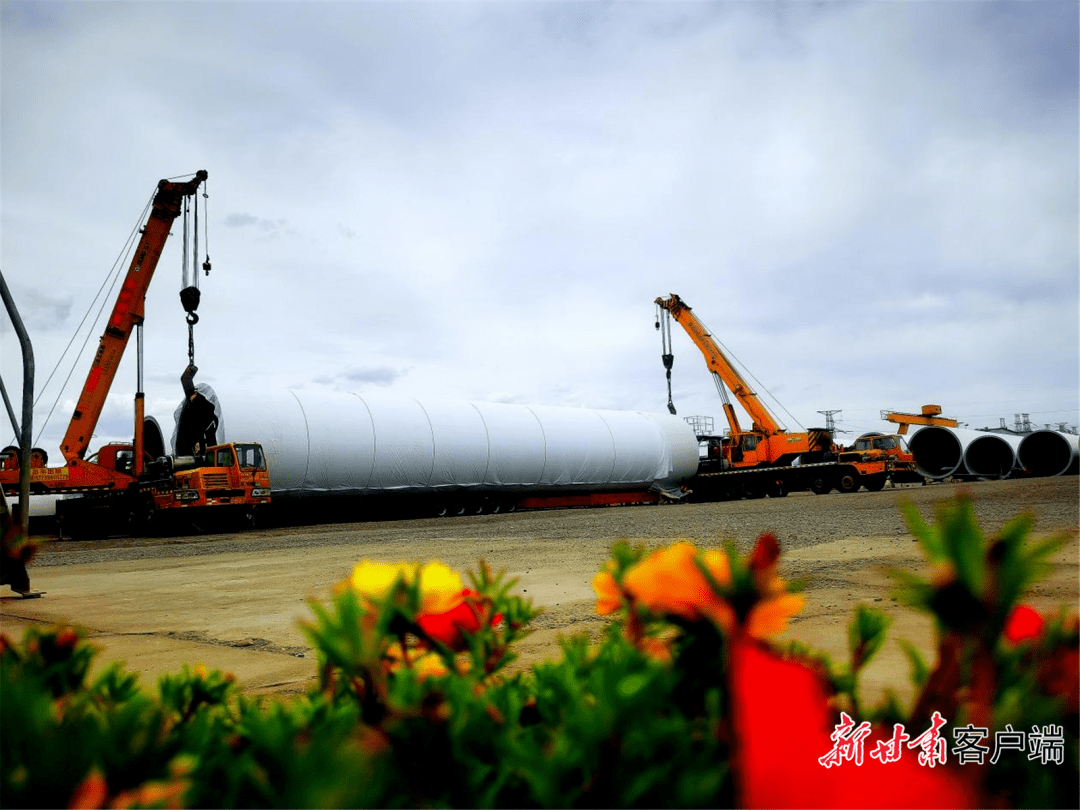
[176,384,701,500]
[907,426,965,479]
[1018,430,1080,477]
[962,432,1022,479]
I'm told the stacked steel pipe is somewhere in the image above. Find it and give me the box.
[907,425,1078,480]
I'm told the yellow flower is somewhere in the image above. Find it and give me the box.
[348,560,414,597]
[415,561,466,615]
[346,560,464,615]
[383,643,461,681]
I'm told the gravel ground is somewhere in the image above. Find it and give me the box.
[6,476,1077,696]
[33,476,1079,568]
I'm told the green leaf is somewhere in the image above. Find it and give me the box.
[897,638,930,689]
[901,501,943,560]
[939,495,986,596]
[848,604,892,672]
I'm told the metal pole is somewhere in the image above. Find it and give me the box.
[0,269,34,563]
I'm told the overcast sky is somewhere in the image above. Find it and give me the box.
[3,0,1077,460]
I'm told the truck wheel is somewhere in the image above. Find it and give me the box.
[837,473,859,493]
[809,477,831,495]
[863,474,887,492]
[128,499,156,535]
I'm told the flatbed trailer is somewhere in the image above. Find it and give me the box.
[687,458,922,501]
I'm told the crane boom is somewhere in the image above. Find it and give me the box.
[651,293,921,495]
[655,293,784,436]
[61,171,207,463]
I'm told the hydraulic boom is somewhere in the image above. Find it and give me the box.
[62,171,207,467]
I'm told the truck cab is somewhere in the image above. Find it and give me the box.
[850,434,914,464]
[153,442,271,513]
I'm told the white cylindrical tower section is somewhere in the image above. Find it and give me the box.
[200,385,699,498]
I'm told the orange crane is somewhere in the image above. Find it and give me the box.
[655,294,831,468]
[0,171,270,539]
[655,293,918,497]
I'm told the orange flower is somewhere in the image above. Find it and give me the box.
[622,542,728,621]
[592,565,622,616]
[637,635,675,663]
[110,778,187,810]
[383,643,458,681]
[600,539,803,640]
[68,769,108,810]
[743,592,805,639]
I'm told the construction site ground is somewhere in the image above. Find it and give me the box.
[2,476,1077,707]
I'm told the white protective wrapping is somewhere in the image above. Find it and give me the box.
[192,385,700,497]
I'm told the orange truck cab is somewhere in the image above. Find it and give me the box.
[153,442,271,512]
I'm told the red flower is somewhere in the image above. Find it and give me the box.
[729,635,977,809]
[417,589,500,651]
[1003,604,1044,644]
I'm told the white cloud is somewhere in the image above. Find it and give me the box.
[3,0,1076,457]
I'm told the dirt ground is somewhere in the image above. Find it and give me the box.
[2,477,1077,708]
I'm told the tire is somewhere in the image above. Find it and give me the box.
[837,473,859,494]
[742,479,765,500]
[809,477,831,495]
[863,474,887,492]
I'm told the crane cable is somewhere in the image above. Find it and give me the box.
[179,176,211,370]
[25,194,154,448]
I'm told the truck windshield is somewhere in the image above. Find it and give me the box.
[236,444,266,470]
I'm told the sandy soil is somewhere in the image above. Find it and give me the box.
[2,477,1077,708]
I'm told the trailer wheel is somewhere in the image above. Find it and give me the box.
[837,473,859,494]
[809,477,831,495]
[742,480,765,499]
